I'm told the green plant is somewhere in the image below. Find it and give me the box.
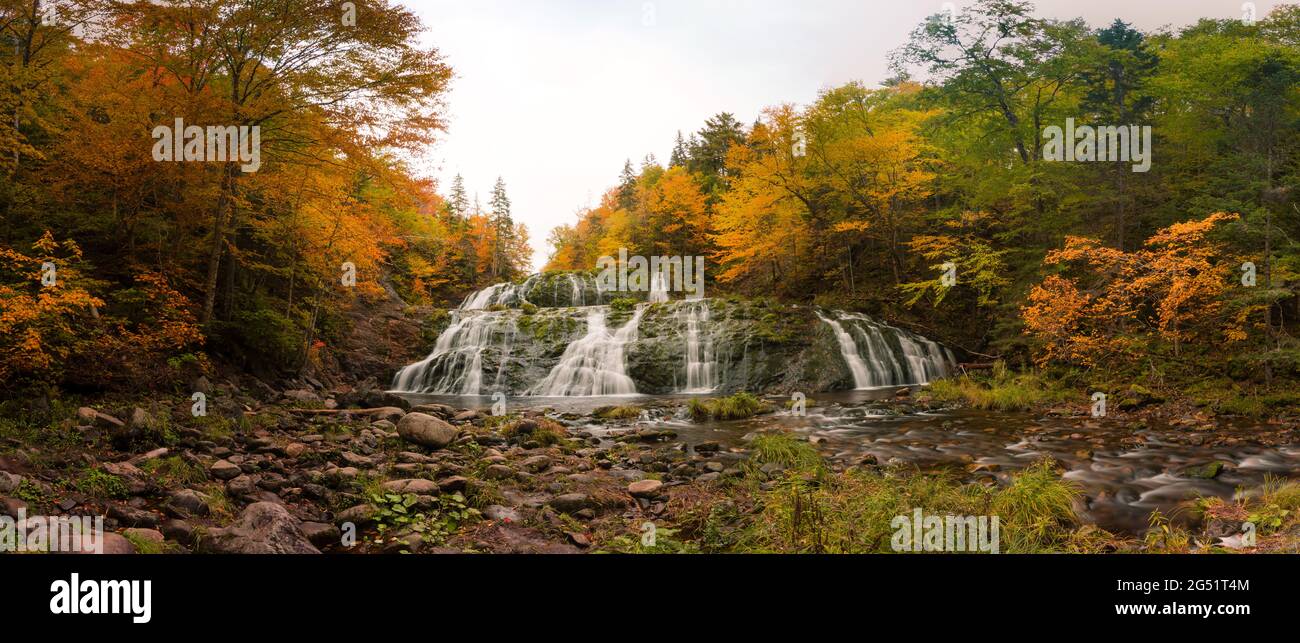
[368,490,481,551]
[75,467,130,499]
[610,297,637,312]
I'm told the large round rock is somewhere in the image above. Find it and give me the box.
[396,413,459,449]
[199,502,320,554]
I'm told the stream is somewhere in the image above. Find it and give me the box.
[398,388,1300,535]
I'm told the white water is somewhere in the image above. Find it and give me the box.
[680,300,716,393]
[391,312,517,394]
[527,306,647,396]
[647,271,670,304]
[816,310,951,388]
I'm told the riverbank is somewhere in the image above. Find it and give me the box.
[3,376,1297,554]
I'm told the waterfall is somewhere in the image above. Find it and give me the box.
[817,310,952,388]
[648,271,669,304]
[390,311,516,395]
[680,300,716,393]
[528,305,646,396]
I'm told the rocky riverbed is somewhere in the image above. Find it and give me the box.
[3,375,1298,554]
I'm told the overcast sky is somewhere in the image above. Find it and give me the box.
[403,0,1286,271]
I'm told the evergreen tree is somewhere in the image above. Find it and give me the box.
[448,174,470,221]
[489,177,513,277]
[669,130,689,167]
[617,159,637,210]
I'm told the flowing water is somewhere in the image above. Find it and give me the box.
[389,279,1300,536]
[398,388,1300,535]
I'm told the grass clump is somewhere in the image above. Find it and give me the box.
[688,392,769,421]
[742,456,1092,554]
[139,456,208,487]
[594,405,641,420]
[926,365,1062,412]
[502,417,567,446]
[747,432,823,474]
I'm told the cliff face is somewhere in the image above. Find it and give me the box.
[388,275,954,397]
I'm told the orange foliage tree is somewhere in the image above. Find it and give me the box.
[1022,212,1244,370]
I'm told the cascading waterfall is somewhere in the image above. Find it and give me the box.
[817,310,952,388]
[679,300,716,393]
[392,277,957,396]
[527,306,647,396]
[391,311,517,395]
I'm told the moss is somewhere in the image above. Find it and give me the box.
[609,297,637,312]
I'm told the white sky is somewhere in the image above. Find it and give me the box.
[403,0,1287,271]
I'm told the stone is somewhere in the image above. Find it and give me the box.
[381,478,440,495]
[453,410,479,422]
[108,504,159,528]
[166,489,210,518]
[484,505,520,523]
[549,493,591,513]
[300,521,341,548]
[209,459,241,480]
[396,413,458,449]
[199,502,320,554]
[335,504,376,527]
[484,464,515,480]
[0,471,20,494]
[437,476,469,492]
[98,532,137,555]
[627,479,664,497]
[123,528,165,549]
[160,519,195,545]
[520,455,552,472]
[227,475,258,496]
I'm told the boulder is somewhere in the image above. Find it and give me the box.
[396,413,458,449]
[199,502,320,554]
[627,479,664,497]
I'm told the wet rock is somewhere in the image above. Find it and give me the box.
[1181,461,1226,479]
[200,502,320,554]
[453,410,479,422]
[396,413,458,449]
